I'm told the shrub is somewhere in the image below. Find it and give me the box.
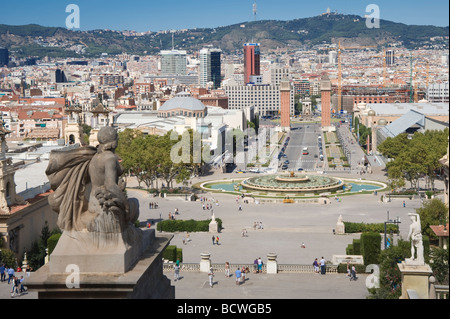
[163,245,177,262]
[176,248,183,263]
[346,244,354,255]
[337,263,366,274]
[157,218,222,232]
[360,232,381,265]
[352,239,361,255]
[343,222,399,234]
[47,233,62,256]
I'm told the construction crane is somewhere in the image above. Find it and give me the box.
[336,41,376,112]
[320,42,376,111]
[369,49,388,87]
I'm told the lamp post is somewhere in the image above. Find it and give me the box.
[384,210,401,249]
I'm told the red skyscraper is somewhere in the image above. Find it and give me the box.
[243,43,260,84]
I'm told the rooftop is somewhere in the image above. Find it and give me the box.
[367,102,449,116]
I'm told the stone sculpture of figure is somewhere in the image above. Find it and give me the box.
[46,126,140,246]
[406,213,424,265]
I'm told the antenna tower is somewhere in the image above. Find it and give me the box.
[253,1,257,21]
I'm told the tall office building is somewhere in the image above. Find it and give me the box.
[243,43,260,84]
[320,75,332,129]
[160,50,187,76]
[386,50,395,66]
[199,48,222,89]
[0,47,9,67]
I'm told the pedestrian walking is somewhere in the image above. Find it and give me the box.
[7,267,14,284]
[350,265,358,281]
[208,268,215,288]
[403,200,406,208]
[235,268,241,285]
[320,257,326,275]
[11,276,20,297]
[174,264,180,282]
[212,235,215,245]
[216,236,220,245]
[0,264,5,282]
[225,262,230,278]
[19,276,26,294]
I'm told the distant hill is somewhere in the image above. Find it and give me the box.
[0,13,448,58]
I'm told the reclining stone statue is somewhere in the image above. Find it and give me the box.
[46,126,143,271]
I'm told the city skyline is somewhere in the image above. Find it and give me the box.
[0,0,449,32]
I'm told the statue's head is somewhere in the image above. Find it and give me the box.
[97,126,118,150]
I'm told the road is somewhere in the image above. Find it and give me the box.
[283,122,322,172]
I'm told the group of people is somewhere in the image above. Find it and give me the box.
[312,257,327,275]
[0,264,31,298]
[212,235,220,245]
[148,202,159,209]
[253,222,264,230]
[224,262,251,286]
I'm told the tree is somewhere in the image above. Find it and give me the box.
[368,239,410,299]
[379,129,449,191]
[416,198,449,240]
[429,247,449,285]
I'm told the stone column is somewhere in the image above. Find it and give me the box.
[200,252,211,273]
[266,253,278,274]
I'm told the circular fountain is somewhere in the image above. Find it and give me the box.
[241,171,344,193]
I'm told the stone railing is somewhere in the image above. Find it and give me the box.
[434,285,449,299]
[163,263,337,274]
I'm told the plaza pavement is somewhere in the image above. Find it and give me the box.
[2,168,444,300]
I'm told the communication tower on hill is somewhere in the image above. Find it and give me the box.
[253,0,257,21]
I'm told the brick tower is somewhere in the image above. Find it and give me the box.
[321,75,332,129]
[280,75,291,132]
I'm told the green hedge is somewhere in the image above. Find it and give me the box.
[157,218,222,232]
[337,263,367,274]
[162,245,183,263]
[360,232,381,265]
[176,248,183,263]
[163,245,177,262]
[346,244,354,255]
[344,222,399,234]
[352,239,361,255]
[47,233,62,257]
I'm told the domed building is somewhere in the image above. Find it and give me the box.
[158,92,207,118]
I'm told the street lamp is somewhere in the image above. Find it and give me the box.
[384,210,401,249]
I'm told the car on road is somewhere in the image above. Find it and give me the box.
[297,167,304,171]
[236,170,246,174]
[281,164,288,170]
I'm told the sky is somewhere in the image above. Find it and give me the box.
[0,0,448,32]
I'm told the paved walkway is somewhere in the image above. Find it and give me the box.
[2,167,445,300]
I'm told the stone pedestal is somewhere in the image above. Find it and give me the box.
[209,220,218,233]
[335,215,345,235]
[200,252,211,273]
[266,253,278,274]
[26,230,175,299]
[209,213,219,233]
[398,261,433,299]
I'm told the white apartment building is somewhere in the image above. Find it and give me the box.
[427,82,449,103]
[270,66,290,86]
[223,83,294,117]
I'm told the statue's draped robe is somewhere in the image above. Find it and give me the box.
[46,146,97,231]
